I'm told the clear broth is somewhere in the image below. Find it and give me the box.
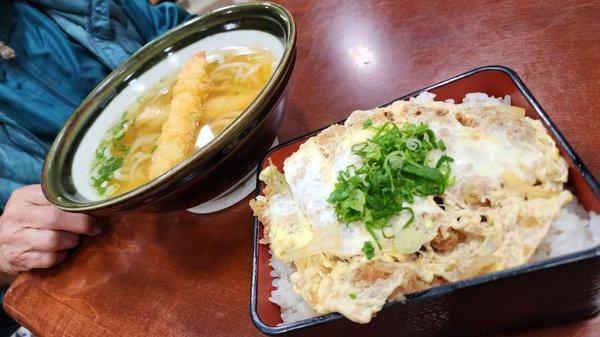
[90,46,274,197]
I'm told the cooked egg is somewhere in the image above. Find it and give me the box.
[251,94,571,323]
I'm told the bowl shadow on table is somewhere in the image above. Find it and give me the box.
[490,314,598,337]
[153,207,254,274]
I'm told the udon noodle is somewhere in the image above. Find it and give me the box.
[90,46,274,197]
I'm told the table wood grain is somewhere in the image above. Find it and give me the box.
[4,0,600,336]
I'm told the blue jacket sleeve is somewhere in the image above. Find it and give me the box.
[115,0,195,43]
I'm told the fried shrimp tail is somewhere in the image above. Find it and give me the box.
[148,52,212,179]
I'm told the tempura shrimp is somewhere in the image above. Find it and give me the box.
[148,52,212,179]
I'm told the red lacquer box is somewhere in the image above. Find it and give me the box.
[250,66,600,336]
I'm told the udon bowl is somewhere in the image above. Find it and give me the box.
[42,2,296,215]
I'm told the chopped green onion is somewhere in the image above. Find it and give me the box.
[438,139,446,151]
[328,121,453,248]
[362,241,375,259]
[405,137,421,151]
[401,162,445,183]
[90,111,133,196]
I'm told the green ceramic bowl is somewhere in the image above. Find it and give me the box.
[42,2,296,215]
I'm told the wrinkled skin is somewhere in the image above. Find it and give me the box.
[0,185,102,281]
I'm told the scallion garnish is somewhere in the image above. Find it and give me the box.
[328,120,453,256]
[362,241,375,260]
[90,112,132,195]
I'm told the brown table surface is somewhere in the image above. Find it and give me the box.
[4,0,600,336]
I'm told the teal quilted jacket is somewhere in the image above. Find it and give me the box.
[0,0,192,209]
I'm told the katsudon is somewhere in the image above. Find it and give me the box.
[251,92,577,323]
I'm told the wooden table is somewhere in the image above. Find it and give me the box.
[4,0,600,336]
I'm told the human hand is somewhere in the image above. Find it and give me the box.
[0,185,102,277]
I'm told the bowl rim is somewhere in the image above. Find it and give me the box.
[249,65,600,335]
[42,1,296,212]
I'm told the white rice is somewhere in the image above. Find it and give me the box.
[268,254,318,322]
[267,92,600,324]
[532,199,600,261]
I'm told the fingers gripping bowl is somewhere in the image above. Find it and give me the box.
[42,3,296,215]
